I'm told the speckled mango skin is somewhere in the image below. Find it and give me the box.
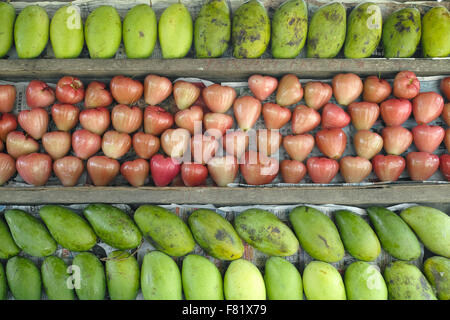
[382,8,421,58]
[195,0,230,58]
[344,2,382,59]
[232,0,270,58]
[422,6,450,58]
[306,2,346,58]
[271,0,308,59]
[423,256,450,300]
[0,2,15,58]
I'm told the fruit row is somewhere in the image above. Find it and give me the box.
[1,1,449,60]
[1,204,448,300]
[0,71,449,187]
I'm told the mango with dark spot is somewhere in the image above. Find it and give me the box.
[188,209,243,260]
[0,2,15,58]
[134,205,195,257]
[232,0,270,58]
[344,2,382,58]
[344,261,387,300]
[271,0,308,59]
[303,261,346,300]
[422,6,450,57]
[195,0,230,58]
[289,206,344,262]
[235,208,299,256]
[264,257,303,300]
[306,2,346,58]
[366,206,421,261]
[423,256,450,300]
[382,8,421,58]
[384,261,437,300]
[123,4,157,59]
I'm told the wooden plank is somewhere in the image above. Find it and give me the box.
[0,58,449,81]
[0,184,449,205]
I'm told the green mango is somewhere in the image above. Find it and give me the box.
[271,0,308,59]
[0,217,20,259]
[264,257,303,300]
[105,250,140,300]
[366,207,421,261]
[50,4,84,58]
[424,256,450,300]
[85,6,122,59]
[39,205,97,252]
[382,8,421,58]
[188,209,243,260]
[0,2,15,58]
[422,7,450,58]
[83,204,142,250]
[224,259,266,300]
[232,0,270,58]
[123,4,157,59]
[334,210,381,261]
[400,206,450,258]
[0,263,7,300]
[182,254,223,300]
[235,208,299,256]
[6,256,41,300]
[141,251,182,300]
[14,5,49,59]
[5,209,56,257]
[344,261,387,300]
[289,206,344,263]
[306,2,346,58]
[384,261,436,300]
[159,3,193,59]
[302,261,346,300]
[344,2,382,59]
[134,205,195,257]
[72,252,106,300]
[194,0,230,58]
[41,256,75,300]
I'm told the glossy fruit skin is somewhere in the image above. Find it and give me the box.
[283,134,314,162]
[372,155,405,182]
[321,103,350,129]
[84,81,113,108]
[240,151,279,185]
[53,156,84,187]
[406,152,440,181]
[393,71,420,99]
[332,73,363,106]
[132,132,160,159]
[79,107,110,135]
[86,156,120,186]
[0,152,16,185]
[248,75,278,101]
[440,154,450,181]
[339,156,372,183]
[56,76,85,104]
[173,81,201,110]
[72,129,101,160]
[207,155,239,187]
[202,84,236,113]
[412,92,444,124]
[111,104,143,134]
[382,126,413,155]
[16,153,52,186]
[144,75,173,106]
[291,105,321,134]
[276,74,303,106]
[348,102,380,130]
[233,96,261,131]
[6,131,39,159]
[110,76,143,105]
[0,85,16,113]
[262,103,291,130]
[441,77,450,100]
[26,80,55,109]
[51,104,79,131]
[150,154,181,187]
[280,160,306,184]
[120,159,150,187]
[42,131,72,160]
[256,129,282,156]
[315,128,347,159]
[303,81,332,110]
[191,134,218,164]
[363,76,391,104]
[0,113,17,142]
[306,157,339,184]
[380,99,412,127]
[143,106,174,136]
[102,130,132,159]
[181,163,208,187]
[174,105,203,135]
[412,124,445,153]
[18,107,49,140]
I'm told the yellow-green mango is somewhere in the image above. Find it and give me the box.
[5,209,56,257]
[159,3,193,59]
[232,0,270,58]
[334,210,381,261]
[271,0,308,59]
[6,256,41,300]
[194,0,230,58]
[302,261,346,300]
[424,256,450,300]
[0,217,20,259]
[289,206,344,263]
[41,256,75,300]
[224,259,265,300]
[382,8,421,58]
[14,5,49,59]
[422,6,450,58]
[366,206,421,261]
[141,251,182,300]
[123,4,157,59]
[72,252,106,300]
[384,261,436,300]
[134,205,195,257]
[188,209,243,260]
[83,204,142,250]
[85,6,122,59]
[306,2,346,58]
[0,2,15,58]
[50,4,84,58]
[344,261,387,300]
[264,257,303,300]
[400,206,450,258]
[39,205,97,252]
[182,254,223,300]
[344,3,382,58]
[235,208,299,256]
[105,250,140,300]
[0,263,6,300]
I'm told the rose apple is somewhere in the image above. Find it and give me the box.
[16,153,52,186]
[202,84,236,113]
[363,76,392,103]
[111,104,143,134]
[304,81,332,110]
[380,99,412,127]
[72,129,101,160]
[0,84,16,113]
[291,105,321,134]
[6,131,39,159]
[56,76,85,104]
[262,103,291,130]
[240,151,279,185]
[306,157,339,184]
[280,160,306,184]
[143,106,174,136]
[233,96,261,131]
[315,128,347,159]
[84,81,113,108]
[51,104,79,131]
[181,163,208,187]
[120,159,149,187]
[79,107,110,135]
[26,80,55,109]
[372,154,405,182]
[393,71,420,99]
[0,113,17,142]
[87,156,120,186]
[110,75,143,105]
[18,108,49,140]
[248,75,278,101]
[132,132,160,159]
[144,74,173,105]
[332,73,363,106]
[53,156,84,187]
[276,74,303,106]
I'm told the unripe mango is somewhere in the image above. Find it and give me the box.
[105,250,140,300]
[0,218,20,259]
[424,256,450,300]
[0,2,15,58]
[264,257,303,300]
[41,256,75,300]
[50,4,84,58]
[344,261,387,300]
[224,259,265,300]
[0,263,6,300]
[422,6,450,58]
[6,256,41,300]
[303,261,346,300]
[72,252,106,300]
